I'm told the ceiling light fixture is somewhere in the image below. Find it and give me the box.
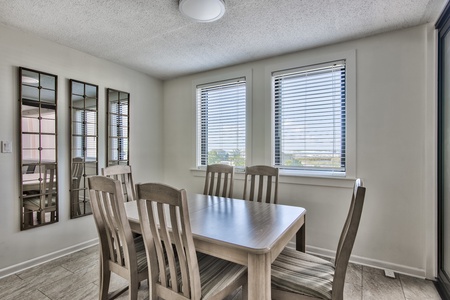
[179,0,225,22]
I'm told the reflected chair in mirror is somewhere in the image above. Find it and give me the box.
[243,165,279,204]
[71,157,84,217]
[102,165,136,202]
[271,179,366,300]
[136,182,248,300]
[203,164,235,198]
[23,163,57,226]
[88,176,147,300]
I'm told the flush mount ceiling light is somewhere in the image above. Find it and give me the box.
[179,0,225,22]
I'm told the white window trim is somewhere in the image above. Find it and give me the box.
[265,50,356,181]
[192,69,253,171]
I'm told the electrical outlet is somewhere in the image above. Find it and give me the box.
[384,269,396,278]
[1,141,12,153]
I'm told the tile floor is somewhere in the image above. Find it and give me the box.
[0,245,442,300]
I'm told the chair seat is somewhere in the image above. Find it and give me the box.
[163,252,246,299]
[272,246,335,300]
[197,254,246,299]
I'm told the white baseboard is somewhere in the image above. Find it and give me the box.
[306,245,427,279]
[0,238,98,279]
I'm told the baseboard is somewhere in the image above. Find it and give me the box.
[0,238,98,279]
[305,245,427,279]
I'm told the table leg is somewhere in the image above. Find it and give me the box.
[247,253,271,299]
[296,215,306,252]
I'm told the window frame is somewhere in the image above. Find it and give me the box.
[194,70,253,170]
[266,50,356,179]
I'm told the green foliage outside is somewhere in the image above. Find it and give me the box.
[208,149,245,167]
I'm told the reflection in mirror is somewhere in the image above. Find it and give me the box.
[107,89,130,166]
[70,79,98,218]
[19,67,58,230]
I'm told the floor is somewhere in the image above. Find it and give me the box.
[0,245,442,300]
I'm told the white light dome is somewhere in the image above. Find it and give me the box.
[179,0,225,22]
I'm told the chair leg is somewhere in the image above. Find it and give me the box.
[242,283,248,300]
[99,261,111,300]
[128,277,139,300]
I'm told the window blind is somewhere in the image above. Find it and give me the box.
[273,60,346,173]
[197,78,246,167]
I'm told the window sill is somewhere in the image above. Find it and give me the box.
[190,168,356,188]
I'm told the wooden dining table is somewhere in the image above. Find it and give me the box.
[125,193,306,300]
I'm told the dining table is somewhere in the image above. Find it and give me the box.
[125,193,306,300]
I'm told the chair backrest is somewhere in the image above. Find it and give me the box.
[71,157,84,216]
[136,183,201,299]
[243,165,279,204]
[40,163,56,209]
[203,164,234,198]
[72,157,84,188]
[102,165,136,202]
[88,176,139,276]
[332,178,366,300]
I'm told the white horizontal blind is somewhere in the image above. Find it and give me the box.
[273,60,346,173]
[197,78,246,167]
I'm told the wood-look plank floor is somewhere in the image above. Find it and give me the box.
[0,245,442,300]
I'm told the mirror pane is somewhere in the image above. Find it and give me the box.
[107,89,130,166]
[40,89,56,103]
[22,85,39,100]
[21,70,39,87]
[40,74,55,90]
[72,81,84,96]
[72,96,84,109]
[85,84,97,98]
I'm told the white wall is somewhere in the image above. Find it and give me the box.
[0,24,164,275]
[163,24,437,278]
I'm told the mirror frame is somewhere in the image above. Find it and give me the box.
[69,79,99,218]
[19,67,58,230]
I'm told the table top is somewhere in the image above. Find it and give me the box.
[125,193,306,254]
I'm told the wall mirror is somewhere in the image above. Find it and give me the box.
[70,79,98,218]
[19,67,58,230]
[107,88,130,166]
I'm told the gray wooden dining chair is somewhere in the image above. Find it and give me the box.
[102,165,136,202]
[136,182,248,300]
[243,165,279,204]
[271,178,366,300]
[23,163,57,226]
[88,176,147,300]
[203,164,234,198]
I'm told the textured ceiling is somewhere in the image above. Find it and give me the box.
[0,0,447,80]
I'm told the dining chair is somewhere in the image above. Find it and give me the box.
[271,178,366,300]
[23,163,57,226]
[70,157,84,217]
[88,176,147,300]
[102,165,136,202]
[243,165,279,204]
[203,164,234,198]
[136,182,248,300]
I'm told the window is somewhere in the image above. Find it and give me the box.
[273,60,347,175]
[197,78,246,167]
[107,89,130,166]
